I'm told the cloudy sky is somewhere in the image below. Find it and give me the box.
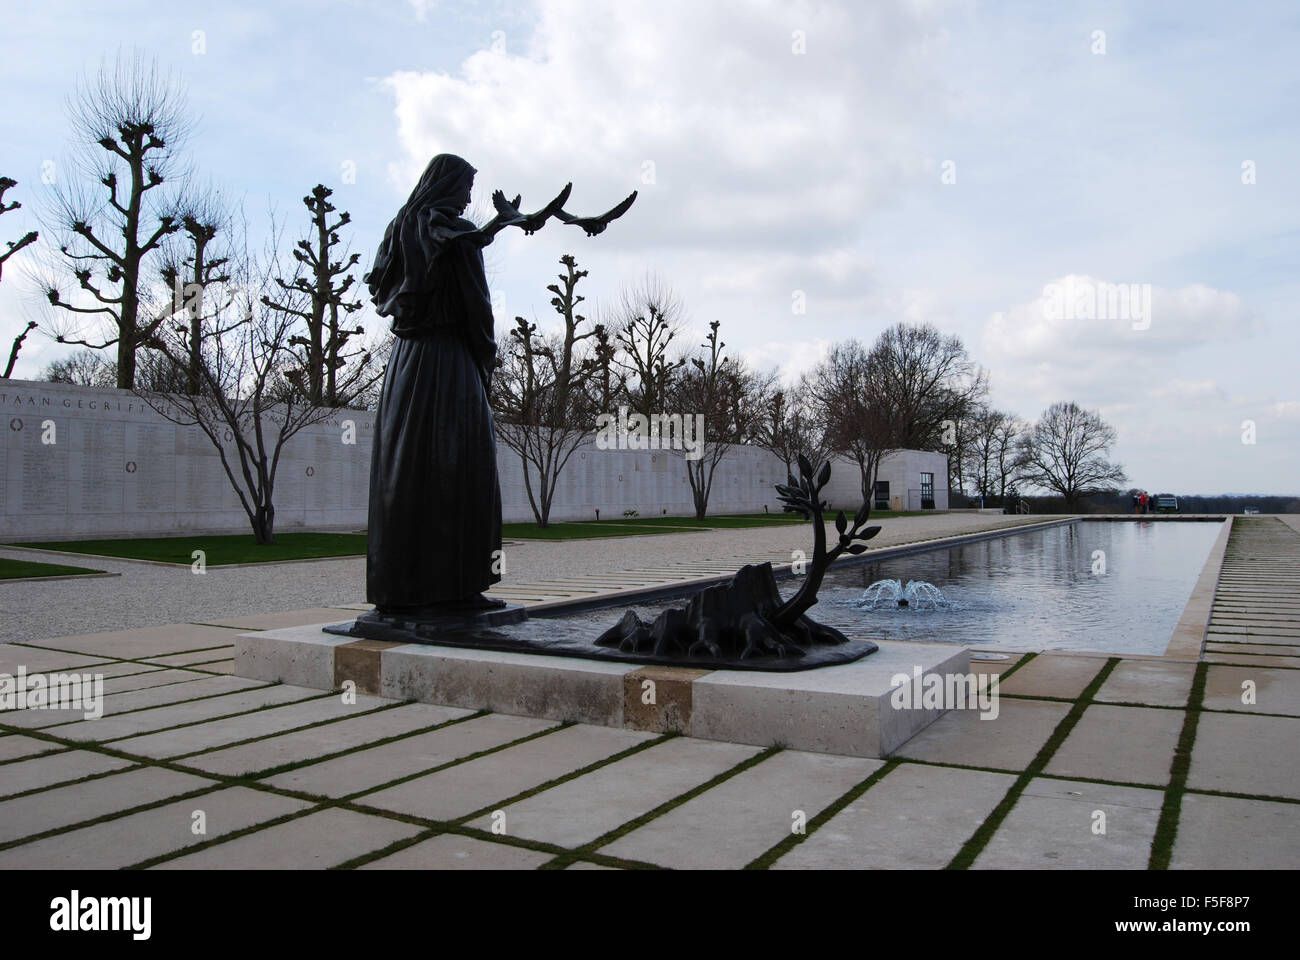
[2,0,1296,494]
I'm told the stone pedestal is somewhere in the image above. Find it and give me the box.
[236,623,969,758]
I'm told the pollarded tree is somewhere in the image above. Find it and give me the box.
[583,321,624,415]
[672,320,763,519]
[1,176,40,378]
[43,52,191,388]
[262,184,366,406]
[492,255,602,527]
[1018,401,1126,507]
[139,228,380,544]
[158,184,239,395]
[611,271,685,420]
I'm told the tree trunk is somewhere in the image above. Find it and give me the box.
[116,333,136,390]
[251,505,275,545]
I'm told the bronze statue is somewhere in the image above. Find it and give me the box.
[361,154,635,621]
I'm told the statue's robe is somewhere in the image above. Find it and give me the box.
[366,216,502,610]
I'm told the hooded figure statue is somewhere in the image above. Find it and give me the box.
[364,154,504,614]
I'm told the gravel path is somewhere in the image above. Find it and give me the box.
[0,512,1045,643]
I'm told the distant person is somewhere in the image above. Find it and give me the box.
[1132,491,1140,514]
[1140,492,1149,514]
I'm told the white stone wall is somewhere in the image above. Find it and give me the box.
[1,380,374,540]
[1,379,948,539]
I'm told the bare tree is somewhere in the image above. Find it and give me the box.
[42,52,192,388]
[966,408,1025,502]
[804,339,895,503]
[672,320,761,519]
[2,177,40,377]
[754,384,828,477]
[492,255,600,527]
[583,321,624,415]
[41,345,190,391]
[869,322,987,452]
[138,229,378,544]
[610,272,685,419]
[158,183,238,395]
[41,348,116,387]
[1018,401,1126,507]
[262,184,366,406]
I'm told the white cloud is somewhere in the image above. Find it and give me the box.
[741,336,831,386]
[379,0,950,252]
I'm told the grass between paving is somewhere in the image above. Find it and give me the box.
[5,668,1297,869]
[0,557,104,580]
[944,656,1121,870]
[1147,661,1209,869]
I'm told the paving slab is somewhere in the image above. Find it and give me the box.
[1188,712,1300,799]
[74,662,168,679]
[972,777,1164,869]
[0,644,110,675]
[190,660,235,675]
[771,763,1016,870]
[183,703,474,777]
[1210,620,1300,634]
[1202,664,1300,716]
[1095,660,1197,707]
[110,693,391,759]
[466,737,763,849]
[997,655,1107,700]
[891,698,1070,771]
[1170,794,1300,870]
[601,749,882,868]
[262,713,557,797]
[0,787,312,869]
[151,807,420,869]
[1203,651,1300,668]
[139,649,238,667]
[0,749,133,797]
[1044,704,1184,786]
[0,766,215,845]
[22,623,241,659]
[0,734,65,763]
[0,674,268,730]
[359,724,656,822]
[565,860,618,870]
[101,668,222,695]
[359,833,552,870]
[202,608,361,631]
[1205,641,1300,656]
[45,683,323,743]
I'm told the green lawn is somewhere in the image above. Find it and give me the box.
[8,508,944,561]
[502,521,700,540]
[0,557,105,580]
[504,511,811,539]
[11,533,368,566]
[574,514,805,529]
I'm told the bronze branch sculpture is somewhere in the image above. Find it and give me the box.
[596,456,881,662]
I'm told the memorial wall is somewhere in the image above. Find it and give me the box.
[1,379,946,540]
